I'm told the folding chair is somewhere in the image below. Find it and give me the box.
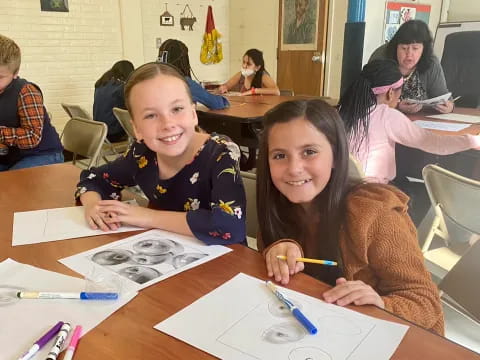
[241,171,258,250]
[113,107,136,142]
[421,164,480,279]
[61,117,107,169]
[348,153,365,181]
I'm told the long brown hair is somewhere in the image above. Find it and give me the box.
[124,62,192,115]
[257,99,351,262]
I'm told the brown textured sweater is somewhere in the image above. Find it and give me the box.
[262,184,445,335]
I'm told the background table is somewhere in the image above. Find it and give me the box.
[1,164,479,359]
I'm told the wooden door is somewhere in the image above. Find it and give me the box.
[277,0,329,96]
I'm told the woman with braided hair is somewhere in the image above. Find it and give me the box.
[338,59,480,185]
[158,39,229,110]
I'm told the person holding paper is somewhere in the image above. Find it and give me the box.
[76,63,246,245]
[369,20,454,114]
[338,59,480,185]
[256,99,445,335]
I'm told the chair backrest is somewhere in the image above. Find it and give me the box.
[240,171,257,239]
[439,239,480,323]
[113,107,136,140]
[61,103,92,120]
[441,31,480,108]
[61,117,107,169]
[279,89,294,96]
[348,153,365,181]
[423,164,480,235]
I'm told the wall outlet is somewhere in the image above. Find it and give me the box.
[156,37,162,48]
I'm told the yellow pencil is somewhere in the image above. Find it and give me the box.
[276,255,337,266]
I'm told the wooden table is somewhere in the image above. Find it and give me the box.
[2,164,479,359]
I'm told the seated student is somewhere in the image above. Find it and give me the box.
[256,99,444,335]
[93,60,134,142]
[158,39,229,110]
[76,62,246,245]
[369,20,453,114]
[0,34,63,171]
[338,59,480,184]
[218,48,280,96]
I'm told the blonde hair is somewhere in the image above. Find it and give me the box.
[124,62,192,115]
[0,34,21,74]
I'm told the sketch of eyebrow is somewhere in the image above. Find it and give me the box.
[289,346,332,360]
[131,253,173,265]
[91,249,133,265]
[172,253,207,269]
[268,298,303,318]
[262,322,306,344]
[133,238,184,255]
[117,266,161,284]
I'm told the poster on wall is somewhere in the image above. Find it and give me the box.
[40,0,69,12]
[280,0,320,51]
[384,2,431,42]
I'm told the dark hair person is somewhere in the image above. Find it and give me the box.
[218,48,280,96]
[369,20,453,114]
[93,60,134,142]
[256,99,444,335]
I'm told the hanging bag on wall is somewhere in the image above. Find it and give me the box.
[200,5,223,64]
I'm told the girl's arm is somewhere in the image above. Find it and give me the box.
[242,73,280,96]
[218,72,242,93]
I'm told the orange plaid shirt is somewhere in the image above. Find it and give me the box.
[0,83,44,149]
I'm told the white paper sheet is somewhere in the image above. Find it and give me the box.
[405,92,451,106]
[414,120,471,131]
[12,201,142,246]
[427,113,480,124]
[155,273,409,360]
[60,229,232,291]
[0,258,137,360]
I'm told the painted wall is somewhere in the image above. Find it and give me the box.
[447,0,480,21]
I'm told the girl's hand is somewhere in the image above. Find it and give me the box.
[97,200,154,229]
[84,200,120,231]
[398,101,423,114]
[265,241,304,285]
[323,277,385,308]
[217,84,228,94]
[240,89,253,96]
[434,100,454,114]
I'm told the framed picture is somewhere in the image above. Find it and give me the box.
[160,11,174,26]
[40,0,69,12]
[280,0,320,51]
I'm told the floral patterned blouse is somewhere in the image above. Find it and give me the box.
[75,134,246,245]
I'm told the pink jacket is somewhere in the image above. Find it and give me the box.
[350,104,480,183]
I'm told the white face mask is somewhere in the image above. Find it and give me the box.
[241,68,255,77]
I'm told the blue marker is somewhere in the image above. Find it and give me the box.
[266,281,317,335]
[16,291,118,300]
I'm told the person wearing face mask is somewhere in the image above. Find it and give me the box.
[217,49,280,96]
[369,20,454,114]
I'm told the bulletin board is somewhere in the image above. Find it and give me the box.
[384,2,431,42]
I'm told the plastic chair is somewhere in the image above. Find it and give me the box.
[421,164,480,279]
[348,153,365,181]
[113,107,136,142]
[240,171,258,250]
[61,117,107,169]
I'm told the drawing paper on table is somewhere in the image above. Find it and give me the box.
[154,273,408,360]
[427,113,480,124]
[414,120,470,132]
[13,201,141,246]
[0,258,137,360]
[405,92,451,106]
[60,229,231,291]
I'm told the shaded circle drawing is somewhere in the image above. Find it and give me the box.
[289,347,332,360]
[268,298,303,317]
[133,238,184,255]
[91,249,132,265]
[318,315,362,335]
[0,285,24,306]
[262,322,306,344]
[172,253,207,269]
[117,266,161,284]
[131,253,173,265]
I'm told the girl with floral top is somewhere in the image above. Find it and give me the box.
[76,62,246,245]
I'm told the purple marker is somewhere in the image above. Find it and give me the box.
[17,321,63,360]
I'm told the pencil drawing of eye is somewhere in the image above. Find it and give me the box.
[268,298,303,317]
[133,238,184,256]
[262,322,306,344]
[172,253,207,268]
[0,285,24,306]
[91,249,133,265]
[131,253,173,265]
[117,266,161,284]
[289,346,332,360]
